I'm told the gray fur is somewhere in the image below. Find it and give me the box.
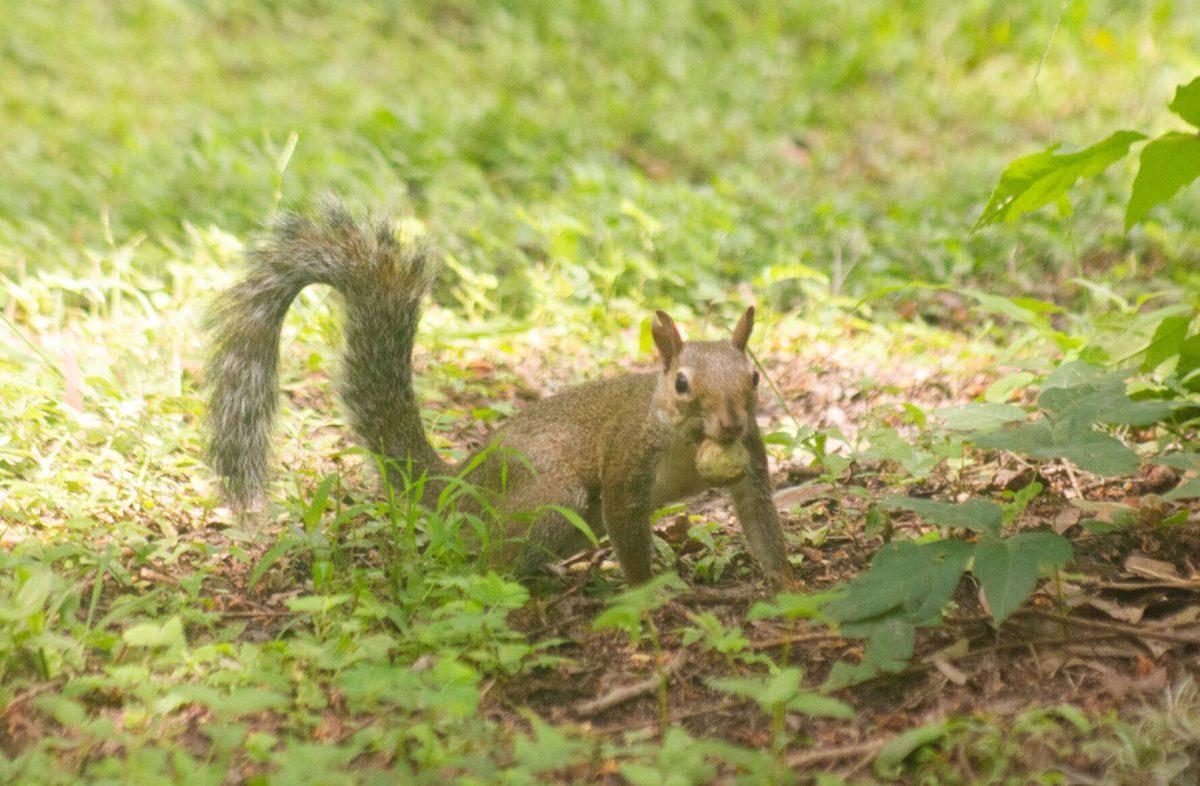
[205,198,444,507]
[205,201,792,586]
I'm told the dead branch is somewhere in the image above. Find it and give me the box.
[750,630,847,650]
[1013,609,1200,646]
[574,649,690,717]
[786,738,888,770]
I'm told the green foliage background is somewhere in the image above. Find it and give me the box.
[5,0,1200,310]
[5,1,1200,783]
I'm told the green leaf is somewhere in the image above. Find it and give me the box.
[984,372,1036,404]
[861,427,937,479]
[513,717,587,775]
[1168,76,1200,128]
[968,291,1057,332]
[1037,374,1173,427]
[975,418,1140,477]
[593,572,685,643]
[248,540,295,590]
[824,540,973,624]
[541,504,598,546]
[1143,315,1191,372]
[760,667,805,708]
[822,618,914,690]
[975,131,1145,228]
[1051,421,1142,476]
[880,497,1003,537]
[746,590,838,621]
[175,687,291,718]
[285,594,352,614]
[591,605,641,636]
[33,695,88,728]
[123,616,185,649]
[1042,360,1109,390]
[1151,453,1200,471]
[303,473,338,531]
[1126,132,1200,230]
[1165,476,1200,500]
[936,403,1027,432]
[7,568,54,621]
[788,692,855,719]
[708,667,803,710]
[874,722,950,778]
[974,533,1072,625]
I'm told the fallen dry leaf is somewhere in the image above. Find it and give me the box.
[773,483,834,510]
[1067,594,1145,624]
[1053,507,1082,534]
[1123,554,1181,582]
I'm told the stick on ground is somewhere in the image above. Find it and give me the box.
[574,649,691,717]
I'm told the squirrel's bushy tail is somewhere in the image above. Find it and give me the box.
[206,198,448,508]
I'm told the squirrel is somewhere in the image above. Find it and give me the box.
[206,199,793,586]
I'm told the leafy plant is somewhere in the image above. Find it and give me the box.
[708,667,853,757]
[941,361,1177,477]
[592,572,685,734]
[976,76,1200,231]
[813,494,1072,689]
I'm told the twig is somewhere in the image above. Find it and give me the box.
[1013,609,1200,646]
[751,630,846,650]
[523,610,593,639]
[595,699,738,735]
[537,573,593,616]
[1088,579,1200,591]
[948,634,1121,662]
[574,649,690,717]
[786,738,888,770]
[1061,461,1085,500]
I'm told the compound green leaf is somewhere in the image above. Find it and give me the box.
[709,667,803,710]
[747,590,839,621]
[1038,377,1173,427]
[824,539,973,624]
[976,417,1140,477]
[975,131,1145,228]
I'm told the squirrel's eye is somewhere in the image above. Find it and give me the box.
[675,372,690,395]
[751,370,760,388]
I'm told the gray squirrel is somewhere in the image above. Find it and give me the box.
[206,199,792,585]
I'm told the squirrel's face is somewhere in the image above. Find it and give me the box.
[651,308,759,444]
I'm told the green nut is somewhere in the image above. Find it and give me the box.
[695,438,749,484]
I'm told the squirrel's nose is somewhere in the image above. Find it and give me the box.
[711,417,745,444]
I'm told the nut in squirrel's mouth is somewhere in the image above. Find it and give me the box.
[695,438,750,484]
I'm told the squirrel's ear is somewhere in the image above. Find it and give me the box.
[651,310,684,369]
[731,306,755,352]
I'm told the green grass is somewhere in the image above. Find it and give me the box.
[5,1,1200,308]
[5,1,1200,784]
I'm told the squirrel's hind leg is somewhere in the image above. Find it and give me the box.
[491,473,601,577]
